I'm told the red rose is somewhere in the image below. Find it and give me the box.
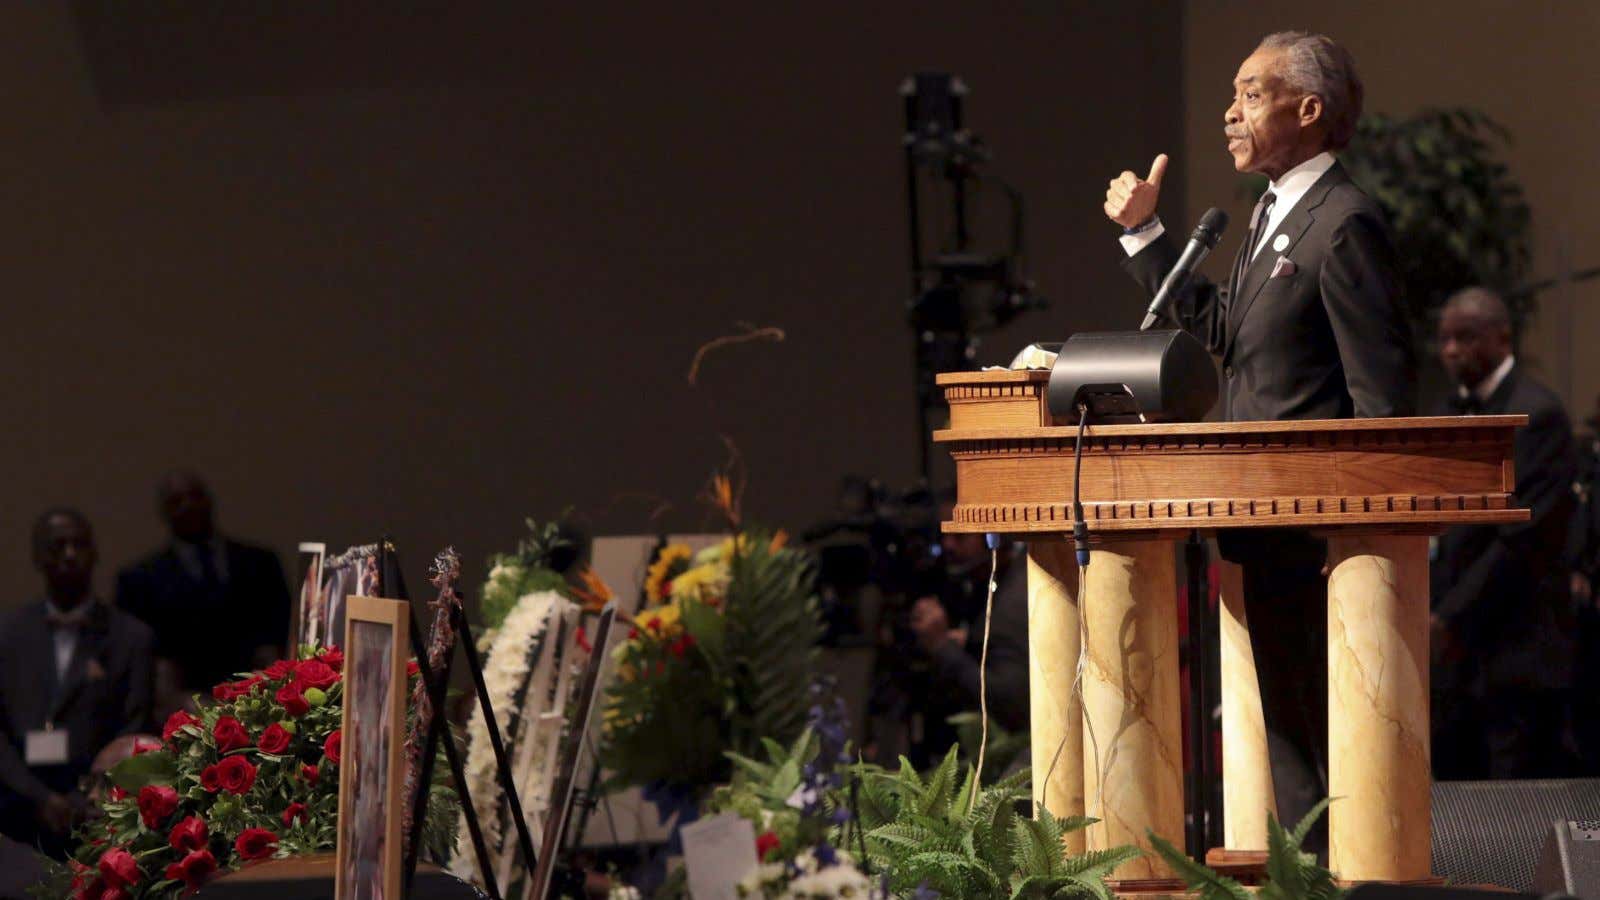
[97,847,140,888]
[318,647,343,670]
[211,676,262,701]
[323,730,342,764]
[136,784,180,829]
[169,815,208,852]
[281,802,308,828]
[101,889,129,900]
[76,877,106,900]
[107,787,127,802]
[214,755,257,795]
[234,827,278,860]
[406,659,420,677]
[263,659,296,680]
[162,710,200,744]
[294,659,339,690]
[755,830,780,861]
[257,723,292,755]
[200,764,221,793]
[275,683,310,717]
[668,634,696,659]
[301,763,320,785]
[163,849,217,890]
[131,737,161,755]
[213,716,250,753]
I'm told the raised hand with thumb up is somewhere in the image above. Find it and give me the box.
[1104,154,1168,229]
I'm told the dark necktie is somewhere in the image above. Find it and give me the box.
[196,544,222,591]
[1233,189,1277,294]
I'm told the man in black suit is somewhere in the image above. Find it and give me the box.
[0,510,153,856]
[1103,31,1414,830]
[116,471,290,715]
[908,505,1030,747]
[1429,287,1578,778]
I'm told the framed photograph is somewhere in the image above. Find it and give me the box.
[335,595,410,900]
[292,542,326,650]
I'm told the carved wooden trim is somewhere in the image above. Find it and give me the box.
[947,495,1521,533]
[940,423,1517,458]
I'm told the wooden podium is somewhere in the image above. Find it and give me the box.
[936,369,1527,886]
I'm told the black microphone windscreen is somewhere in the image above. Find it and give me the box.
[1194,207,1229,247]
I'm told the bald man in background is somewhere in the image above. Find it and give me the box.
[1430,287,1579,778]
[116,472,290,715]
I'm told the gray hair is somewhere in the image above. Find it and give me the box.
[1256,31,1364,149]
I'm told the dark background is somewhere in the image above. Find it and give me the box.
[13,2,1597,605]
[1,2,1184,600]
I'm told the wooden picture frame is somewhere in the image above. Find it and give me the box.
[335,595,409,900]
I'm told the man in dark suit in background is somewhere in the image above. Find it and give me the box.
[907,499,1030,752]
[1103,31,1414,830]
[116,471,290,715]
[0,509,152,856]
[1429,287,1578,778]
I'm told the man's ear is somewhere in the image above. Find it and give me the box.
[1299,94,1324,129]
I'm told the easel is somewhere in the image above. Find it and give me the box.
[372,542,540,900]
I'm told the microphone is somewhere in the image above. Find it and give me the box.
[1139,207,1229,331]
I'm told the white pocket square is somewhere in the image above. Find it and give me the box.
[1269,256,1297,278]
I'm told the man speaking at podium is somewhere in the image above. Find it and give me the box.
[1103,32,1415,833]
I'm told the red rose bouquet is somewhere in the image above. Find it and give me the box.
[49,646,455,899]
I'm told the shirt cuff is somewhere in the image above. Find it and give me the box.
[1119,218,1165,257]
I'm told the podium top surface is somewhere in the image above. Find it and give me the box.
[936,369,1529,535]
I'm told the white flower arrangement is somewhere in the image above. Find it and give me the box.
[450,586,583,893]
[737,848,879,899]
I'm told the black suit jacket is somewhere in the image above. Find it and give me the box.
[116,538,290,693]
[1430,364,1577,691]
[1123,160,1415,421]
[0,601,152,808]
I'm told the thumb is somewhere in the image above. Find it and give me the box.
[1146,153,1169,187]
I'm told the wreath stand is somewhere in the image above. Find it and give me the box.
[373,543,541,900]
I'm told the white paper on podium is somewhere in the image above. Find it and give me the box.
[681,813,758,900]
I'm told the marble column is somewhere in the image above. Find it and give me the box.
[1080,538,1185,880]
[1026,540,1085,854]
[1216,560,1275,852]
[1325,533,1432,882]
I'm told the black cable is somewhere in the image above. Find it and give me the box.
[1072,403,1091,567]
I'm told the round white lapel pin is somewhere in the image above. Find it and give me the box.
[1272,233,1290,252]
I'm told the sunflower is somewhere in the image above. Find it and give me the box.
[643,544,692,605]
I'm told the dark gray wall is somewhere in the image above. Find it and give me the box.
[1,3,1184,604]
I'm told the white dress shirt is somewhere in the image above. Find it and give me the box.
[1119,151,1339,262]
[1458,354,1515,405]
[43,600,83,683]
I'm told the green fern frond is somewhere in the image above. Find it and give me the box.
[919,745,962,818]
[1291,797,1334,848]
[1146,829,1252,900]
[1264,813,1308,900]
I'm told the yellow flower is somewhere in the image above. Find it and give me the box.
[644,544,692,605]
[669,562,729,603]
[636,601,684,639]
